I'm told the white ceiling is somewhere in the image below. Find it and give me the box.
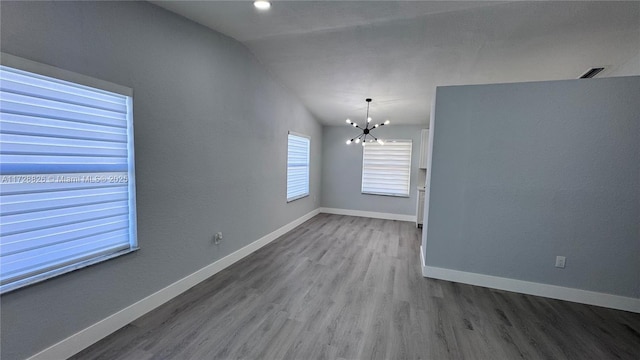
[152,1,640,126]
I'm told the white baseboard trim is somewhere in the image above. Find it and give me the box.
[420,245,428,277]
[423,265,640,313]
[27,208,322,360]
[320,207,416,222]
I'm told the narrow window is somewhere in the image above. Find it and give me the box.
[286,132,310,202]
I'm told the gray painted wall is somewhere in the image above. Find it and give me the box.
[424,76,640,298]
[322,125,426,216]
[0,1,322,358]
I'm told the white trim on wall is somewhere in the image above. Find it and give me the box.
[420,253,640,313]
[320,207,416,222]
[420,245,428,277]
[27,208,321,360]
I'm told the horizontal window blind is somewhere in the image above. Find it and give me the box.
[0,63,137,294]
[287,133,310,202]
[361,140,412,197]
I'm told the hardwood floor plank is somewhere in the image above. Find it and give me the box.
[72,214,640,360]
[386,300,411,359]
[358,291,392,360]
[254,318,304,359]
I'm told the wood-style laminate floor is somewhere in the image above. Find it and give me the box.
[73,214,640,360]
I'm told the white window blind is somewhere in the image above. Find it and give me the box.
[361,140,412,197]
[286,132,310,202]
[0,59,137,294]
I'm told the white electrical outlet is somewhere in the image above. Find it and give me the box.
[555,256,566,268]
[214,232,223,245]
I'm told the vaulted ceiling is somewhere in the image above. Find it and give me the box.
[152,1,640,126]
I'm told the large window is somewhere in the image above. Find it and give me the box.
[0,55,137,294]
[286,132,310,202]
[361,140,412,197]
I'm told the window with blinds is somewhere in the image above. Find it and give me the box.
[361,140,412,197]
[0,57,137,294]
[286,132,310,202]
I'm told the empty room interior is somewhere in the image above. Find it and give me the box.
[1,1,639,359]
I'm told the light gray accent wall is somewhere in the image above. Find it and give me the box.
[321,125,425,216]
[423,76,640,298]
[0,1,321,358]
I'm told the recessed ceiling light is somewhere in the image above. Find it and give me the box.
[254,1,271,10]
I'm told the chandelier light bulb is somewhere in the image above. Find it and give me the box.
[355,138,360,144]
[361,141,365,147]
[367,117,372,123]
[346,119,351,123]
[377,139,384,145]
[253,1,271,10]
[352,123,357,127]
[346,139,352,145]
[384,120,390,125]
[374,124,379,128]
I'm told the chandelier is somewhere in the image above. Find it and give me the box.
[345,98,390,146]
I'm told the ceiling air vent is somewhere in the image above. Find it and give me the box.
[579,67,605,79]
